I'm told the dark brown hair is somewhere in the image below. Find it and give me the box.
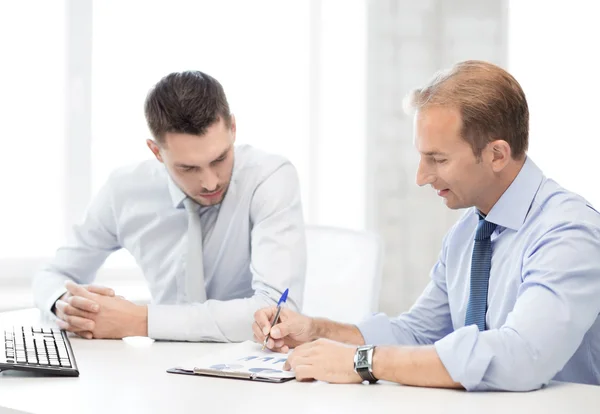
[405,60,529,159]
[144,70,231,143]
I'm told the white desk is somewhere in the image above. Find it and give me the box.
[1,309,599,414]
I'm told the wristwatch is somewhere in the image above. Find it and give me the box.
[354,345,378,383]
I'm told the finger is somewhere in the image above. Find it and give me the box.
[254,307,276,335]
[85,284,115,297]
[262,337,288,353]
[75,331,93,340]
[65,281,96,300]
[291,341,313,355]
[269,321,292,339]
[58,313,95,332]
[270,309,299,339]
[56,319,91,334]
[286,349,298,369]
[268,344,289,353]
[55,300,96,320]
[252,321,265,342]
[67,296,100,313]
[286,353,311,370]
[294,365,315,382]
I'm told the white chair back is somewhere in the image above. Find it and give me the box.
[301,225,384,324]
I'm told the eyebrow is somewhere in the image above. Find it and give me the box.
[422,150,448,157]
[175,147,230,169]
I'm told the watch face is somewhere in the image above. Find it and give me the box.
[356,349,369,368]
[357,351,368,365]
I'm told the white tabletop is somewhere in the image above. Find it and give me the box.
[1,309,599,414]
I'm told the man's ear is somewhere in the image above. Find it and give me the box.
[488,139,511,173]
[146,139,164,163]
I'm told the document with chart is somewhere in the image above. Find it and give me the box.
[167,341,295,383]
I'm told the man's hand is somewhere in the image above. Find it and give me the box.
[56,281,148,339]
[252,306,315,353]
[54,282,116,339]
[284,338,361,383]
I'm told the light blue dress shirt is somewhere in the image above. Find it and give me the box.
[358,157,600,391]
[32,145,306,342]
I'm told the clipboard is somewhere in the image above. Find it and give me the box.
[166,341,295,383]
[166,367,294,383]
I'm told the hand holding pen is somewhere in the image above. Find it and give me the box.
[262,288,289,350]
[253,289,316,353]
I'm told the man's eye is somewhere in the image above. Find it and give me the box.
[434,159,447,164]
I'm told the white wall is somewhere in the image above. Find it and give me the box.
[509,0,600,208]
[366,0,508,316]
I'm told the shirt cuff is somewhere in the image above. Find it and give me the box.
[357,313,400,345]
[46,287,68,316]
[147,304,187,340]
[434,325,494,391]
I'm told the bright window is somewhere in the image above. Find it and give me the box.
[91,0,310,201]
[0,1,66,258]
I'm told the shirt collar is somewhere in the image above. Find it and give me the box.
[484,156,544,231]
[168,175,187,209]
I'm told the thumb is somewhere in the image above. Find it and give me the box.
[270,320,293,339]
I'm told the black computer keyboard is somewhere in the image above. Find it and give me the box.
[0,326,79,376]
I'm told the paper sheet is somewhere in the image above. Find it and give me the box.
[176,341,295,380]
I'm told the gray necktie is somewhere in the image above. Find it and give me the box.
[183,198,207,303]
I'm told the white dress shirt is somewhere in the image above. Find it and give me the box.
[32,145,306,342]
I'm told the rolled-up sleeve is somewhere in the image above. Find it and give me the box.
[435,222,600,391]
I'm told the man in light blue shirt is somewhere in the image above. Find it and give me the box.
[33,71,306,342]
[254,60,600,391]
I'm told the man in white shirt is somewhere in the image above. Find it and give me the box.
[32,71,306,342]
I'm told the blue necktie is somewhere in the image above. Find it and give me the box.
[465,216,497,331]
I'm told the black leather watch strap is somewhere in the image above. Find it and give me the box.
[355,345,379,383]
[357,367,378,383]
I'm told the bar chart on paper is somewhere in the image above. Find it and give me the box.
[172,341,295,381]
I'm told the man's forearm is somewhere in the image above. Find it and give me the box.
[372,345,462,389]
[312,318,366,345]
[131,305,149,337]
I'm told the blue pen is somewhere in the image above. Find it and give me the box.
[262,288,289,350]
